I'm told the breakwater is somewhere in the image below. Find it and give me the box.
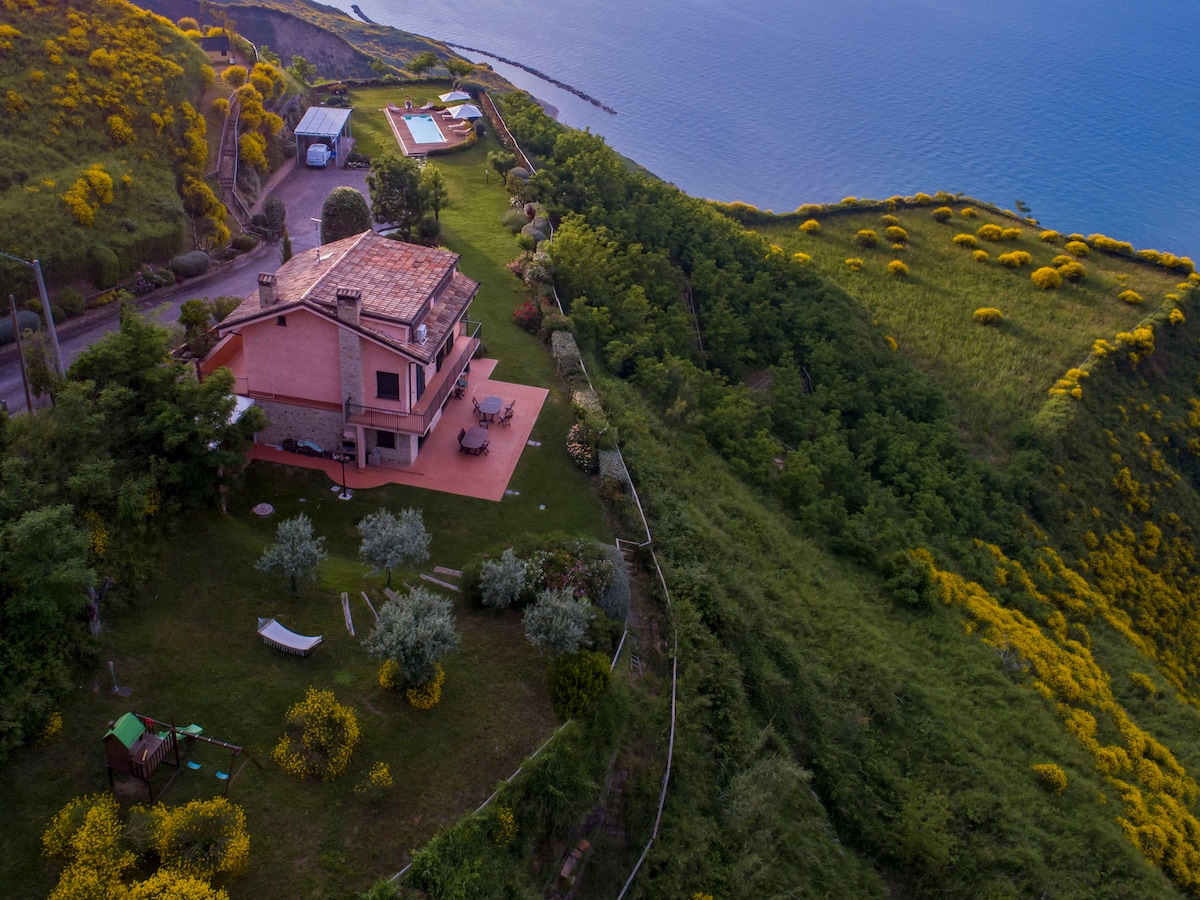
[350,4,376,24]
[445,42,616,115]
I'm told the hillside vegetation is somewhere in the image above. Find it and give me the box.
[0,0,214,297]
[398,91,1200,897]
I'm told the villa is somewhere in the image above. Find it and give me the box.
[201,230,481,468]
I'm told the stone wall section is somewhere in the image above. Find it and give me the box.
[257,400,344,451]
[338,328,364,408]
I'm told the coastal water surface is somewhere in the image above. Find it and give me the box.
[338,0,1200,257]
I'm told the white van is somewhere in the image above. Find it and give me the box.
[306,143,332,168]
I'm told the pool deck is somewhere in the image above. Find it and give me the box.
[385,104,474,156]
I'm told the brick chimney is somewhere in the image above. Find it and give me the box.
[257,273,277,307]
[336,287,362,327]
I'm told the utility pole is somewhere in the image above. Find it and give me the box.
[0,251,63,376]
[9,294,35,414]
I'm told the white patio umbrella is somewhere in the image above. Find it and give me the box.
[446,103,483,120]
[439,90,471,103]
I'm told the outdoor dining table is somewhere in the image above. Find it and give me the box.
[461,426,489,454]
[479,396,503,422]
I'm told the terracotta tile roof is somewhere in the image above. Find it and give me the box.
[216,231,479,365]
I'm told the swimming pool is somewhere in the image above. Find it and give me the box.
[403,114,446,144]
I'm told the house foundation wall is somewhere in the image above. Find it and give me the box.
[257,400,345,452]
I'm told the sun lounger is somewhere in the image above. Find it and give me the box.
[256,617,323,657]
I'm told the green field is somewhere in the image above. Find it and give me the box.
[0,90,615,899]
[755,203,1190,456]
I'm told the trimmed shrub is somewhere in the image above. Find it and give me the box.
[885,226,908,243]
[49,304,65,324]
[1058,261,1086,281]
[998,251,1032,268]
[1118,290,1144,305]
[974,307,1003,325]
[1039,230,1061,243]
[548,651,610,720]
[1065,240,1089,256]
[87,245,120,289]
[972,249,990,262]
[953,233,979,248]
[977,224,1003,242]
[263,196,286,231]
[854,229,879,248]
[1031,267,1062,289]
[960,206,978,218]
[798,218,821,234]
[231,234,257,252]
[0,309,40,345]
[321,187,371,243]
[880,214,900,227]
[931,207,953,223]
[58,287,85,317]
[887,260,909,277]
[170,251,211,279]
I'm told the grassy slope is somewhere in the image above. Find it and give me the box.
[755,204,1187,456]
[0,90,611,898]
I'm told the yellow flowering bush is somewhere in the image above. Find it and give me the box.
[798,218,820,234]
[1001,227,1022,241]
[854,229,879,248]
[887,260,909,277]
[1031,266,1062,289]
[493,806,518,847]
[792,252,811,264]
[82,509,109,557]
[960,206,978,218]
[953,233,979,248]
[1090,234,1135,255]
[931,206,953,223]
[914,192,933,205]
[840,196,858,205]
[354,761,394,798]
[976,224,1004,242]
[378,657,401,690]
[998,250,1032,268]
[273,687,360,781]
[845,258,864,272]
[972,249,990,262]
[1057,261,1086,281]
[1129,672,1158,698]
[1169,307,1185,325]
[406,662,446,710]
[126,871,231,900]
[42,710,64,743]
[884,335,898,351]
[1039,230,1061,243]
[1065,240,1089,257]
[1118,290,1144,305]
[1032,763,1068,796]
[1048,368,1088,400]
[43,794,134,897]
[973,307,1003,325]
[880,213,900,226]
[150,798,249,879]
[885,225,908,243]
[796,203,823,216]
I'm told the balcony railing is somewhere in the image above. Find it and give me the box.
[345,319,481,436]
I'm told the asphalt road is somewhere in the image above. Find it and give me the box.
[1,163,370,414]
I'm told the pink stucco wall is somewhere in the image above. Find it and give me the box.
[241,310,343,402]
[361,341,417,409]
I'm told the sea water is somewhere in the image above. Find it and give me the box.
[339,0,1200,257]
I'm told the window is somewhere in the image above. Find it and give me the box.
[376,431,396,449]
[276,316,287,327]
[376,371,400,400]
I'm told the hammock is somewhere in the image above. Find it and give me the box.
[256,617,323,657]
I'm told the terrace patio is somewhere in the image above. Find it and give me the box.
[247,358,549,502]
[385,103,475,157]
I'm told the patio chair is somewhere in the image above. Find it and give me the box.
[498,409,514,428]
[457,428,468,453]
[471,396,481,415]
[479,439,490,456]
[504,399,517,415]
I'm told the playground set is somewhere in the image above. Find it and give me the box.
[102,712,260,803]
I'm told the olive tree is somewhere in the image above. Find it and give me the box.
[357,507,430,587]
[363,586,460,686]
[523,587,595,657]
[480,547,526,610]
[405,51,439,78]
[255,513,326,595]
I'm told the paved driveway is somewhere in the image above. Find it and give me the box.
[1,163,370,413]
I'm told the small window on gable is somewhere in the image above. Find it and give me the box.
[376,431,396,449]
[376,371,401,400]
[276,316,287,327]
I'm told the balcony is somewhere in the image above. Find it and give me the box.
[345,319,481,436]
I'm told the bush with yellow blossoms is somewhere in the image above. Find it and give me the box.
[960,206,978,218]
[1118,290,1144,305]
[974,307,1003,325]
[273,687,360,781]
[1065,240,1089,257]
[1001,227,1022,241]
[354,761,394,799]
[406,662,446,710]
[885,225,908,243]
[1039,230,1061,243]
[492,806,518,847]
[1031,266,1062,289]
[845,258,864,272]
[976,224,1003,242]
[887,260,909,277]
[953,233,979,248]
[931,206,953,223]
[998,251,1032,268]
[798,218,820,234]
[1057,260,1086,281]
[1032,763,1068,796]
[972,249,990,262]
[854,229,879,248]
[150,797,250,879]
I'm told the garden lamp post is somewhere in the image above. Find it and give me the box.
[333,452,352,500]
[0,251,63,376]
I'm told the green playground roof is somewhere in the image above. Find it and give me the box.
[103,712,144,748]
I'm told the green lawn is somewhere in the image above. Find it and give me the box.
[756,204,1189,455]
[0,88,614,899]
